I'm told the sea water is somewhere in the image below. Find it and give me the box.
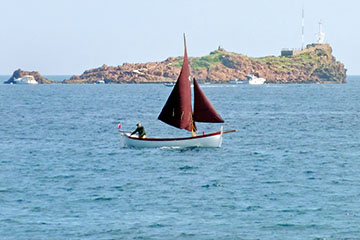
[0,77,360,239]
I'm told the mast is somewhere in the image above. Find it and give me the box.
[158,34,193,132]
[158,35,224,133]
[302,6,305,50]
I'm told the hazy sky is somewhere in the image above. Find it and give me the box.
[1,0,359,75]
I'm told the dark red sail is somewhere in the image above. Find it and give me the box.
[193,78,224,123]
[158,35,193,131]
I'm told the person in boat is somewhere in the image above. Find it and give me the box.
[131,123,146,138]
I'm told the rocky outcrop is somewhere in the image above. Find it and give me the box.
[4,69,52,84]
[64,43,345,84]
[255,44,346,83]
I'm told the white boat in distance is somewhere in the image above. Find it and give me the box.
[13,75,38,84]
[163,82,175,87]
[120,35,236,148]
[229,79,245,84]
[247,74,266,85]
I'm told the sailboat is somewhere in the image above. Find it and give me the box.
[120,35,236,148]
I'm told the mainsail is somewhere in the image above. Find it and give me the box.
[193,78,224,123]
[158,35,193,131]
[158,35,224,132]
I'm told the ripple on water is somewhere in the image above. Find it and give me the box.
[1,82,360,239]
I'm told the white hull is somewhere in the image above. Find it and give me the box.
[164,82,175,87]
[13,80,38,84]
[247,74,266,85]
[249,78,266,85]
[229,80,245,84]
[120,130,223,148]
[13,75,38,84]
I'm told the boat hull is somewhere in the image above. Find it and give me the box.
[13,80,38,84]
[120,130,223,148]
[249,78,266,85]
[13,75,38,84]
[246,74,266,85]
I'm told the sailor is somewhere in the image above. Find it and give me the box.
[131,123,146,138]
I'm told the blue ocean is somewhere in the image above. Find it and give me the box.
[1,76,359,239]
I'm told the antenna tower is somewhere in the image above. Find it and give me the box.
[302,6,305,50]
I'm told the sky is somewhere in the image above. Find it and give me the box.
[1,0,359,75]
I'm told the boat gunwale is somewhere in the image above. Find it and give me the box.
[123,131,222,142]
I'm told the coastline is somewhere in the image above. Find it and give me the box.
[2,44,347,85]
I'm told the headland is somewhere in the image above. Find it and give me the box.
[65,43,346,84]
[4,43,346,84]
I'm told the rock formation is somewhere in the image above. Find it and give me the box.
[4,69,52,84]
[65,43,346,84]
[6,44,345,84]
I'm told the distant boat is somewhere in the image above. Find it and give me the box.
[163,82,175,87]
[247,74,266,85]
[120,35,236,148]
[164,82,195,87]
[229,79,245,84]
[13,75,38,84]
[96,80,105,84]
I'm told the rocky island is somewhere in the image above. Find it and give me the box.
[4,69,52,84]
[65,43,346,84]
[4,43,346,84]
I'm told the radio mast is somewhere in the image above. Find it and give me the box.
[302,6,305,50]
